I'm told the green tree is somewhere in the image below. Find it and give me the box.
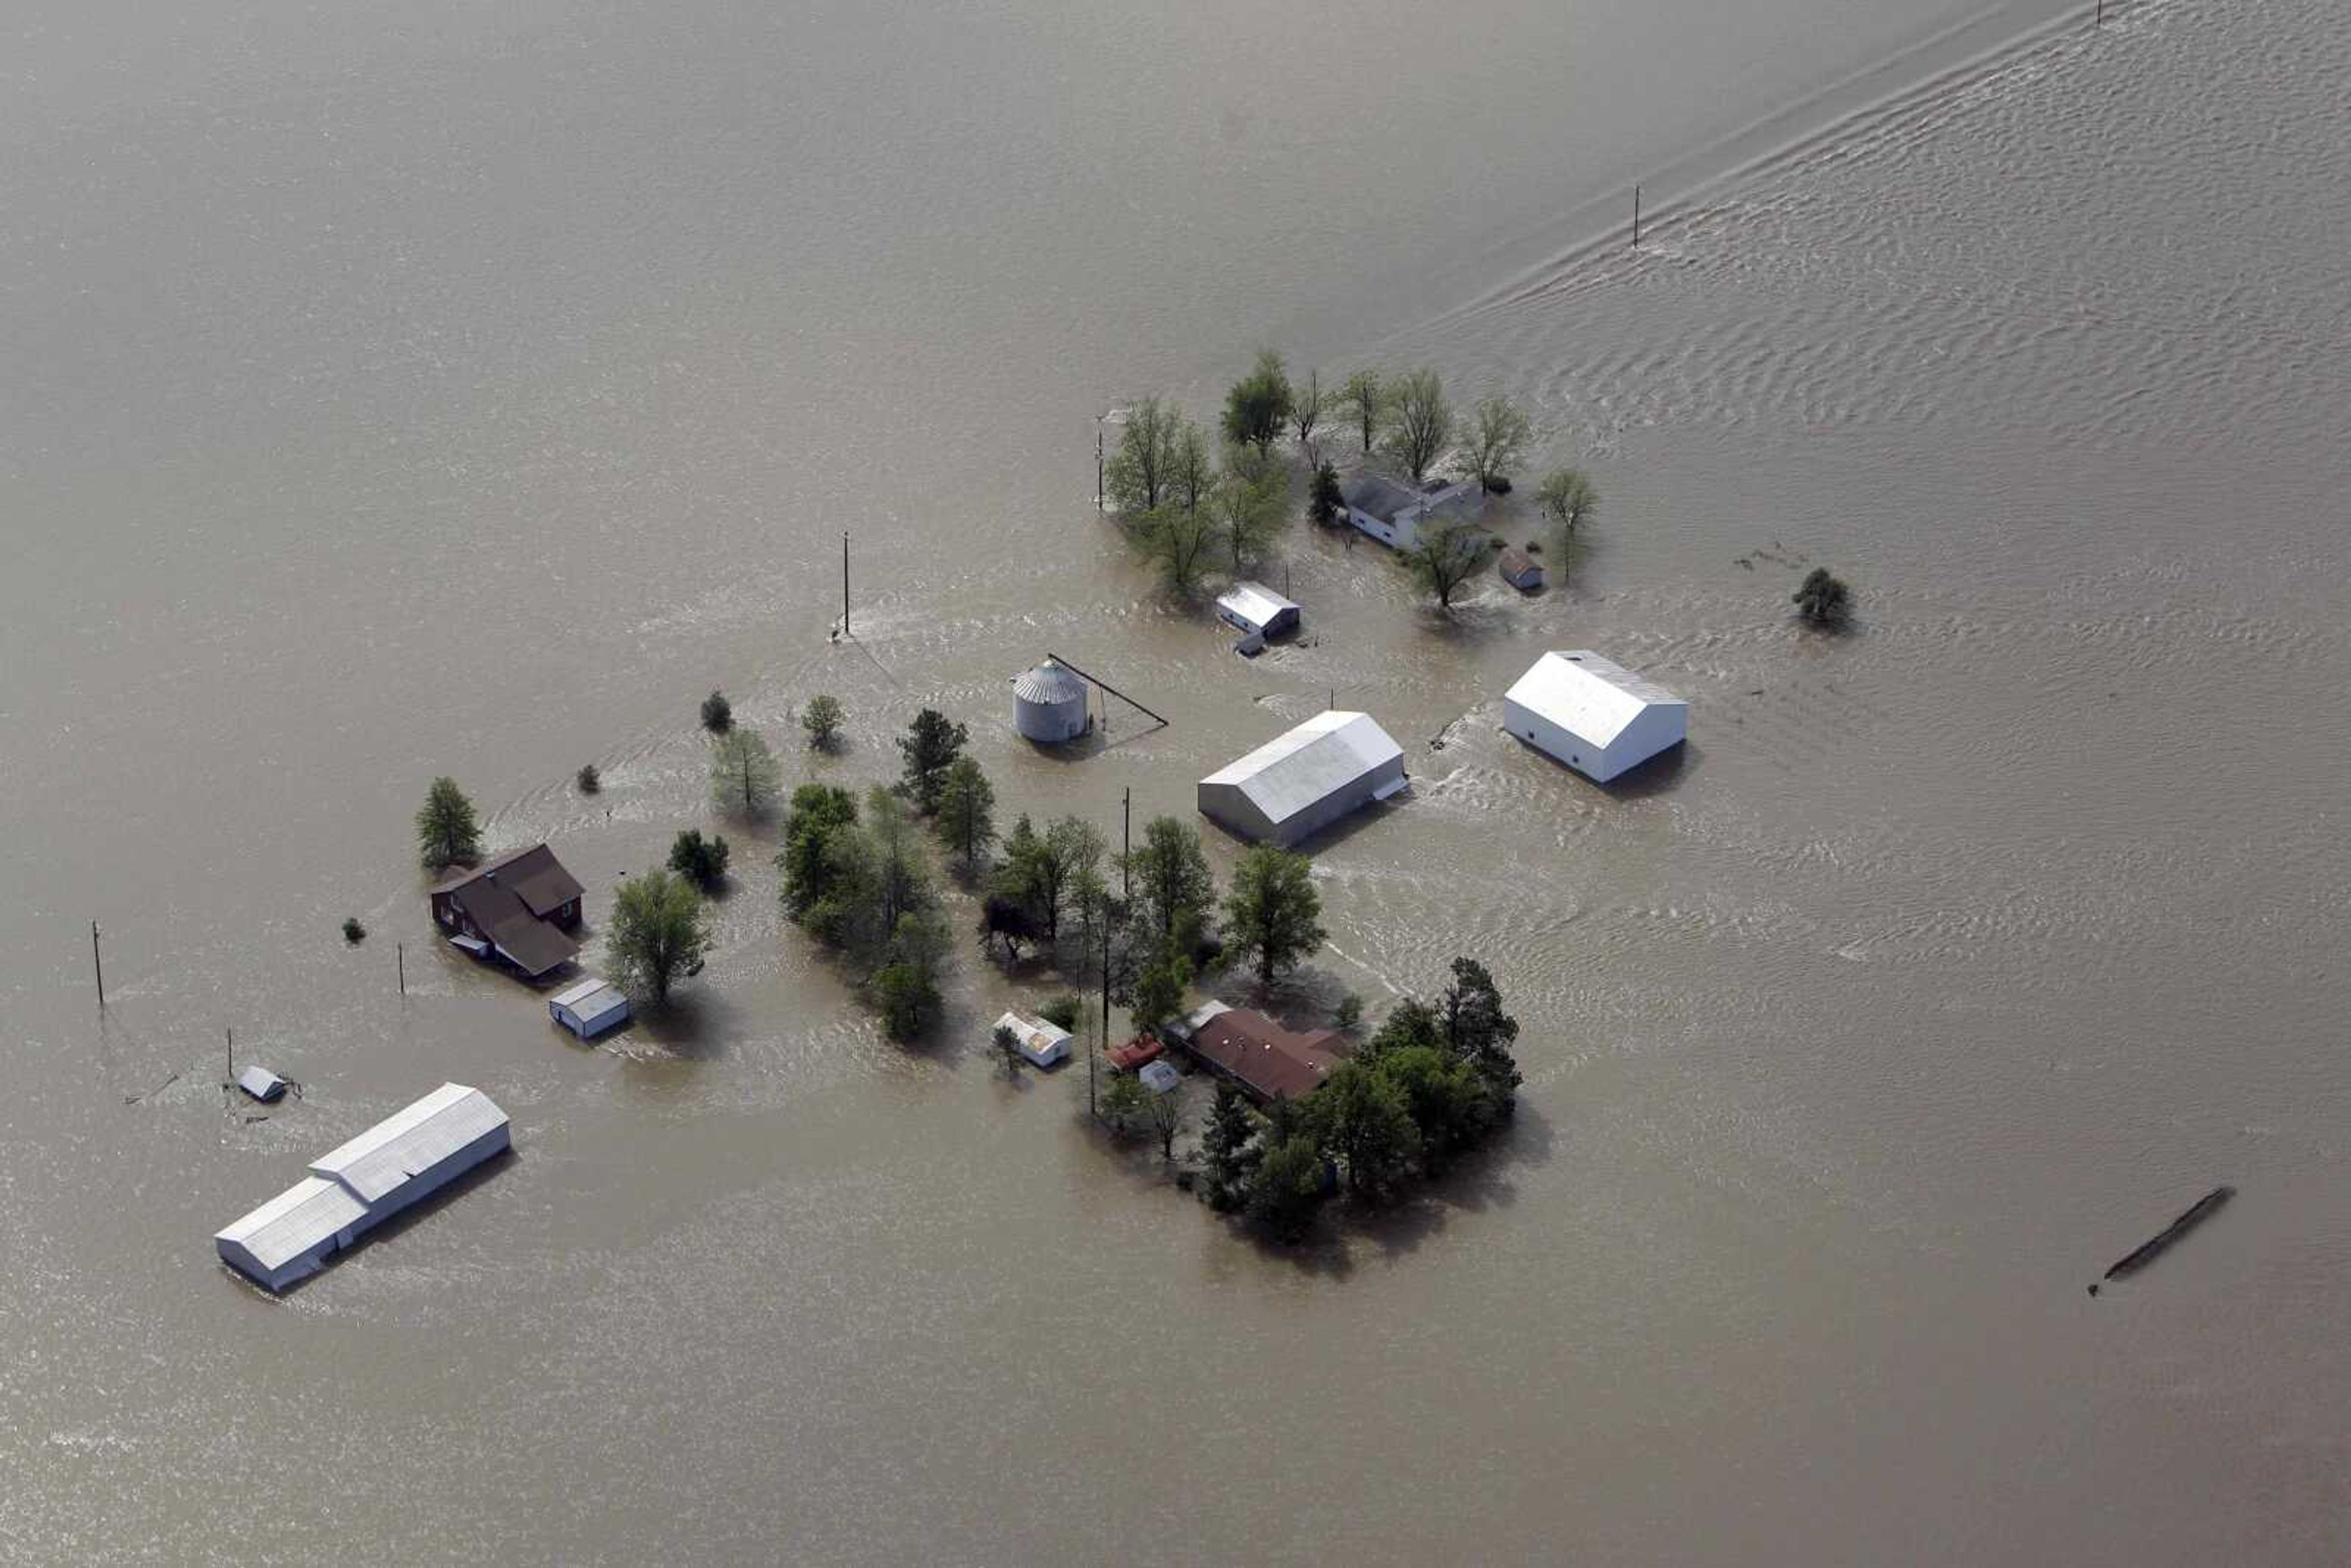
[871,962,931,1040]
[1168,417,1215,516]
[1221,349,1294,452]
[607,868,711,1007]
[934,756,997,874]
[1245,1134,1329,1241]
[1101,1071,1148,1135]
[1223,845,1326,985]
[1535,467,1598,542]
[1462,395,1533,492]
[992,1022,1026,1079]
[1212,448,1288,569]
[1290,367,1326,456]
[1407,518,1491,611]
[1125,816,1217,946]
[700,689,733,733]
[1369,1045,1488,1169]
[414,777,482,871]
[1145,505,1220,596]
[1311,1060,1422,1202]
[1106,396,1179,515]
[1309,460,1344,525]
[1129,942,1191,1035]
[801,693,845,751]
[777,783,860,918]
[666,828,730,891]
[1333,994,1363,1031]
[1440,956,1523,1110]
[1199,1082,1261,1211]
[1038,991,1082,1031]
[1339,369,1385,455]
[863,786,932,939]
[1794,567,1852,628]
[896,708,969,814]
[710,727,781,816]
[576,764,601,795]
[1036,815,1106,947]
[991,814,1052,939]
[1384,367,1453,482]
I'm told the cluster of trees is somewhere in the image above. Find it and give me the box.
[777,779,954,1040]
[1200,959,1524,1240]
[1106,394,1292,595]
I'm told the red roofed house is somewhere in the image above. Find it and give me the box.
[429,843,585,980]
[1166,1001,1345,1105]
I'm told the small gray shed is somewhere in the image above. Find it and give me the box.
[549,977,631,1040]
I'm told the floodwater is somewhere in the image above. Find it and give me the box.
[5,0,2349,1561]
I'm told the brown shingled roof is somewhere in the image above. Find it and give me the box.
[1184,1009,1345,1102]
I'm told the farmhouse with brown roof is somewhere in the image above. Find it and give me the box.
[429,843,585,979]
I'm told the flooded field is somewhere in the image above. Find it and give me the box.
[4,0,2347,1562]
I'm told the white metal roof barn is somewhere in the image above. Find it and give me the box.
[1502,650,1689,783]
[549,977,631,1040]
[214,1082,511,1292]
[1215,581,1301,639]
[1197,710,1407,846]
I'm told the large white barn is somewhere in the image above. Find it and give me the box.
[214,1082,511,1292]
[1502,651,1689,783]
[1197,710,1407,846]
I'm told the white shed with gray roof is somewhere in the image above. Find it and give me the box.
[1198,710,1408,846]
[214,1082,511,1292]
[1502,650,1689,782]
[1215,581,1300,639]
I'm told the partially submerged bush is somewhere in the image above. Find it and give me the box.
[342,917,366,944]
[576,763,601,795]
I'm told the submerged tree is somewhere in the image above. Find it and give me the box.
[1535,467,1599,575]
[1290,367,1327,460]
[1245,1133,1329,1241]
[1106,396,1179,516]
[1310,1061,1422,1203]
[1222,845,1326,986]
[1124,816,1217,950]
[414,777,482,871]
[896,708,969,814]
[1221,350,1294,452]
[1310,460,1344,525]
[1406,518,1491,611]
[777,783,861,919]
[607,868,711,1007]
[1384,367,1453,482]
[1199,1082,1261,1211]
[1794,567,1853,628]
[710,727,782,816]
[1143,1078,1186,1162]
[801,693,845,752]
[934,756,997,874]
[700,689,733,734]
[1338,369,1385,455]
[1212,448,1289,570]
[1461,395,1534,493]
[666,828,731,892]
[992,1022,1026,1079]
[1168,416,1215,516]
[1146,505,1220,596]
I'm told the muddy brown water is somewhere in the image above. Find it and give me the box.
[5,1,2349,1562]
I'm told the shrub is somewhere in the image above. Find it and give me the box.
[576,763,601,795]
[667,829,731,892]
[801,694,845,751]
[1333,994,1362,1031]
[342,917,366,944]
[1794,568,1853,628]
[700,689,733,733]
[1038,993,1081,1031]
[1485,475,1512,496]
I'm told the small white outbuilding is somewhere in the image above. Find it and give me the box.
[1011,659,1090,744]
[1215,581,1301,640]
[994,1011,1073,1068]
[1198,710,1408,846]
[549,977,631,1040]
[1502,650,1689,783]
[1138,1060,1181,1095]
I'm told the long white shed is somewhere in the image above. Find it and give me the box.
[994,1011,1073,1067]
[1502,650,1688,782]
[1197,710,1407,846]
[214,1082,511,1292]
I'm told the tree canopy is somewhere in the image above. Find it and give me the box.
[896,708,969,814]
[1794,568,1853,628]
[1125,816,1217,948]
[1168,416,1215,516]
[710,727,782,816]
[1339,369,1385,455]
[1461,396,1533,492]
[801,693,845,751]
[934,756,997,874]
[1145,505,1220,597]
[700,689,733,733]
[667,828,730,891]
[1384,367,1453,481]
[1105,397,1179,515]
[607,868,711,1007]
[1407,518,1492,610]
[1222,845,1326,985]
[1221,350,1294,452]
[414,777,482,871]
[1211,448,1289,570]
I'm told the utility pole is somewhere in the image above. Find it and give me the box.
[397,941,406,996]
[841,531,850,637]
[1094,912,1109,1120]
[1122,787,1131,904]
[91,920,105,1008]
[225,1027,233,1086]
[1097,420,1106,514]
[1632,184,1643,249]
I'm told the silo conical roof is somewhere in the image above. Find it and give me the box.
[1013,660,1088,704]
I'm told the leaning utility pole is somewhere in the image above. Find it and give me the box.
[1632,184,1643,249]
[1096,421,1106,514]
[91,920,105,1008]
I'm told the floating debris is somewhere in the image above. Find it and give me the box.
[2089,1184,2233,1295]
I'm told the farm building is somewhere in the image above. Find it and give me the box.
[1138,1060,1181,1095]
[430,844,585,978]
[214,1082,511,1292]
[234,1064,289,1103]
[1498,549,1545,591]
[994,1011,1073,1067]
[549,977,631,1040]
[1197,710,1407,846]
[1011,659,1090,744]
[1502,650,1689,783]
[1338,470,1482,550]
[1215,581,1300,640]
[1108,1035,1165,1073]
[1171,1005,1344,1105]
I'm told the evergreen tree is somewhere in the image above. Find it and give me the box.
[896,708,969,814]
[414,778,482,871]
[934,757,997,873]
[700,689,733,733]
[1199,1082,1261,1212]
[1245,1135,1328,1242]
[709,728,781,816]
[1125,816,1217,947]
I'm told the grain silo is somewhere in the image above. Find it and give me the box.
[1011,659,1089,743]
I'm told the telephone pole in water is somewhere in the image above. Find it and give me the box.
[91,920,105,1008]
[841,531,851,637]
[1632,184,1643,249]
[1122,787,1131,903]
